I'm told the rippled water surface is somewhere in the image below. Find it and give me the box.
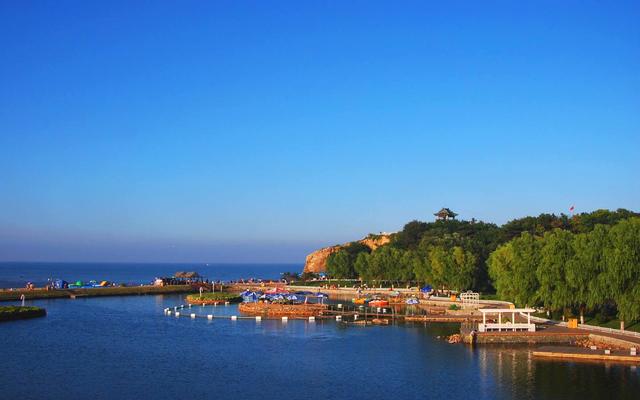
[2,294,639,400]
[2,263,639,399]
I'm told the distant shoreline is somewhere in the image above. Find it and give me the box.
[0,285,197,302]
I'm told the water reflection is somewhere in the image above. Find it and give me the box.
[3,294,639,400]
[469,346,640,400]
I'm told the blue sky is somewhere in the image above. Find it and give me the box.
[1,1,638,263]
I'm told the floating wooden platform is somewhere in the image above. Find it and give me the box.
[238,302,327,318]
[533,346,640,364]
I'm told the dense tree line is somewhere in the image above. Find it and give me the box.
[489,217,640,326]
[325,208,639,323]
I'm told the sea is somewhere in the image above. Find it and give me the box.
[1,262,639,400]
[0,262,289,288]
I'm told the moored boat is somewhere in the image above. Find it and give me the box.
[369,299,389,307]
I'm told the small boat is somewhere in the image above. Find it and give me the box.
[369,299,389,307]
[352,297,369,305]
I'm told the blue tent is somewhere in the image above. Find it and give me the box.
[420,285,433,293]
[53,279,68,289]
[241,291,258,302]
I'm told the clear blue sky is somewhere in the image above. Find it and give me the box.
[1,1,638,263]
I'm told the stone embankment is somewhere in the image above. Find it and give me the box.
[0,285,197,302]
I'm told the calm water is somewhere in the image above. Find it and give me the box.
[1,264,639,399]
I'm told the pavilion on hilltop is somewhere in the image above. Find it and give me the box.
[434,208,458,221]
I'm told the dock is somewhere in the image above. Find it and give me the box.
[165,302,482,325]
[533,346,640,364]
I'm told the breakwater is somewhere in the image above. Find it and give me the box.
[0,285,197,302]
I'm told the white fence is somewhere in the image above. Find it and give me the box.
[479,322,536,332]
[524,313,640,339]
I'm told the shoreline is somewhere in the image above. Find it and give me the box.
[0,285,197,302]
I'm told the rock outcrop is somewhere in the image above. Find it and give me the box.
[303,233,393,274]
[359,234,391,251]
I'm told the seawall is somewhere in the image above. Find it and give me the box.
[0,285,197,302]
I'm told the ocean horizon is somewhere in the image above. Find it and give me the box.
[0,261,296,289]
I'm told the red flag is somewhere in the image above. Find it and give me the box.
[569,205,575,212]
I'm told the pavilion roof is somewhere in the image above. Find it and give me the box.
[434,208,458,217]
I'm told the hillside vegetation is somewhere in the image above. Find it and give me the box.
[325,208,640,325]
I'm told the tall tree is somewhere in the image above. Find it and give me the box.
[488,232,541,306]
[354,252,371,280]
[487,242,516,301]
[412,250,432,285]
[450,246,476,291]
[536,229,574,313]
[326,250,355,278]
[566,225,610,322]
[604,218,640,330]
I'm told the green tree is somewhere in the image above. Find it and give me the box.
[393,249,416,282]
[487,242,515,301]
[367,246,403,281]
[536,229,574,313]
[566,225,610,322]
[604,218,640,329]
[354,252,371,280]
[427,245,450,291]
[450,246,476,291]
[326,250,355,278]
[393,220,429,249]
[488,232,541,306]
[412,251,432,285]
[325,242,371,279]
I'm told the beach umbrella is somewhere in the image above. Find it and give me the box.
[315,293,328,304]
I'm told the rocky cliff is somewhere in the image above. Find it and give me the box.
[303,233,393,273]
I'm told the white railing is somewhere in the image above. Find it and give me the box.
[479,322,536,332]
[522,312,640,340]
[577,323,640,339]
